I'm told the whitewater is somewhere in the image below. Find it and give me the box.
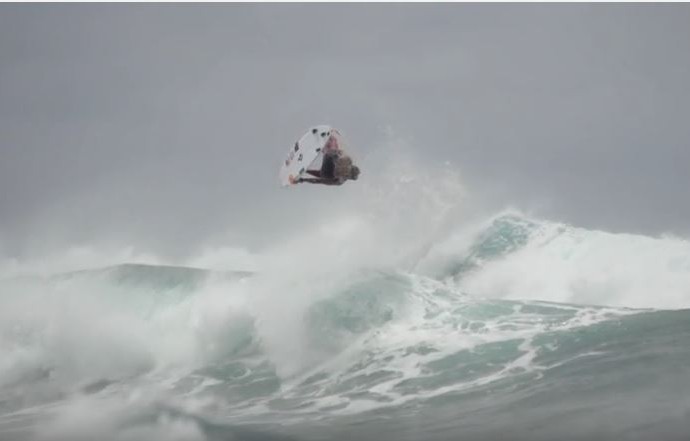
[1,162,690,441]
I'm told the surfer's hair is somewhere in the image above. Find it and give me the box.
[350,165,360,180]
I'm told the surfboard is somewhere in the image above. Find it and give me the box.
[279,125,333,187]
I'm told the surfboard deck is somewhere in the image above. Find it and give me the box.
[279,125,333,187]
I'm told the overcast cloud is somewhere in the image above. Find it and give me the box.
[1,4,689,261]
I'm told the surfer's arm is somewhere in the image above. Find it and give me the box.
[297,177,342,186]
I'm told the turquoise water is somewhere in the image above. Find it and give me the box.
[1,214,689,441]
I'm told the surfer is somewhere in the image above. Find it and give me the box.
[296,136,360,186]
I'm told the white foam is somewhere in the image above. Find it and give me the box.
[457,216,690,309]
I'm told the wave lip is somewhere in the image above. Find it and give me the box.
[419,212,690,309]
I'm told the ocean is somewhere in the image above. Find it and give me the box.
[1,213,689,441]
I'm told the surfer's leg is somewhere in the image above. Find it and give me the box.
[306,170,321,177]
[321,154,336,179]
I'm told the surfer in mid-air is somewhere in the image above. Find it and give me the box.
[296,134,360,186]
[280,125,360,187]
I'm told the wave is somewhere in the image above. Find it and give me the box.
[418,212,690,309]
[2,213,690,440]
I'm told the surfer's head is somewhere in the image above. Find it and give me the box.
[350,165,360,180]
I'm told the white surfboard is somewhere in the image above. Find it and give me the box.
[279,125,333,187]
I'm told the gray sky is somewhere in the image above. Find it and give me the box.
[1,4,689,261]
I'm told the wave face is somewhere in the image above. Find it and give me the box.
[417,213,690,309]
[1,215,690,441]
